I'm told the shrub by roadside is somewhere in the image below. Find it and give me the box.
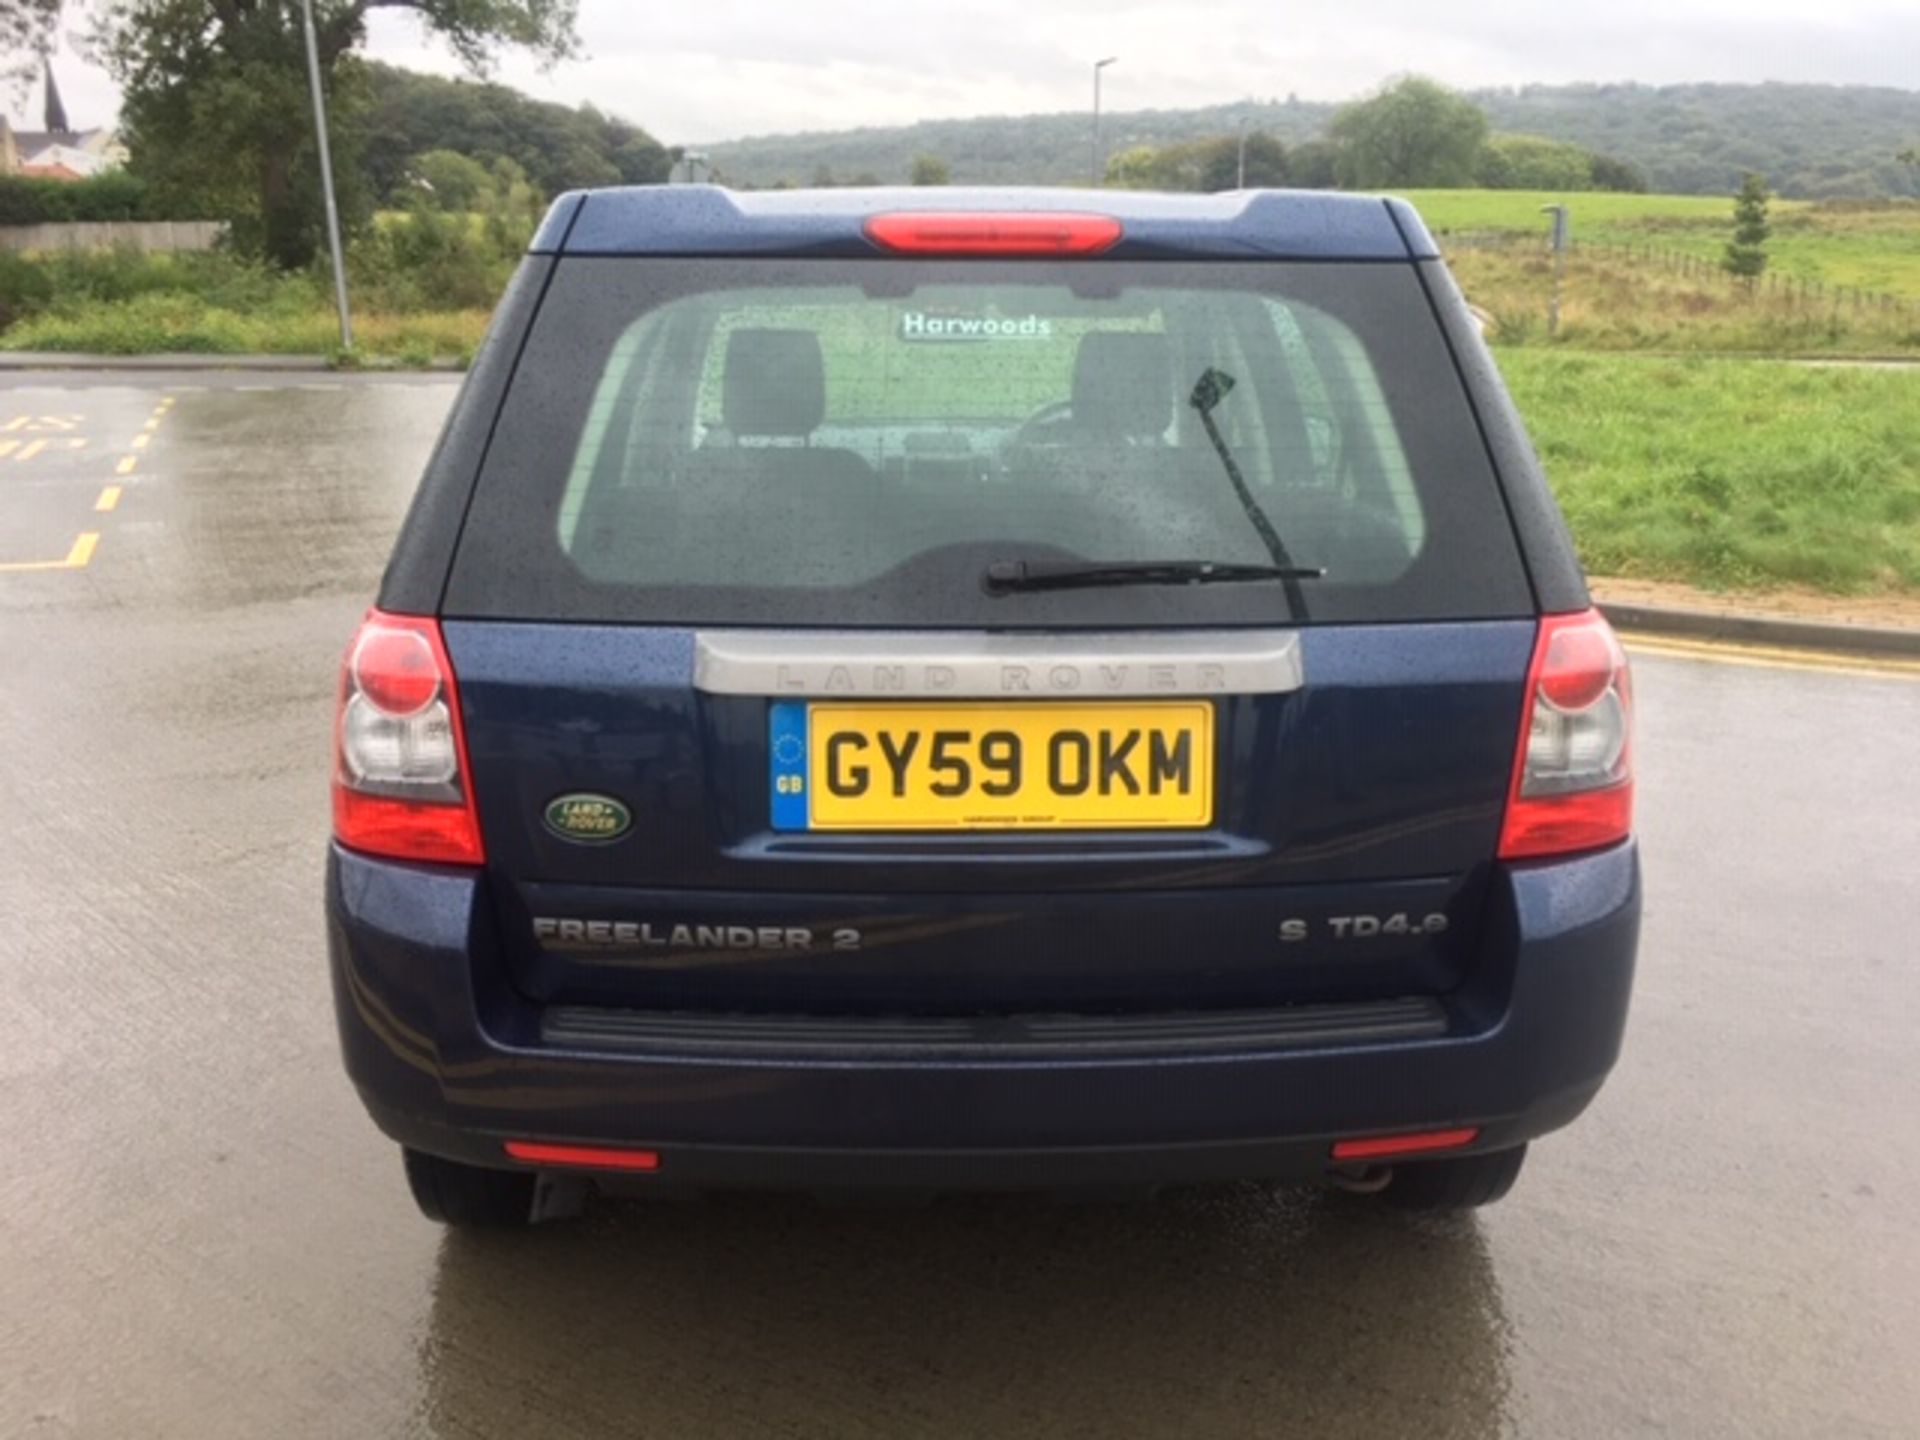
[0,208,518,363]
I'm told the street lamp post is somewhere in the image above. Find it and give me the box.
[1090,57,1117,186]
[1237,114,1250,189]
[299,0,352,352]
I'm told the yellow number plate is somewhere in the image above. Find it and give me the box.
[774,702,1215,832]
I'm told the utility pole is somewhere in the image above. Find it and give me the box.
[1091,57,1117,186]
[300,0,352,352]
[1237,114,1249,189]
[1541,204,1569,339]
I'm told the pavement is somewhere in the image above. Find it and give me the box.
[2,372,1917,1440]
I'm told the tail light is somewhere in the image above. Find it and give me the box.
[1332,1127,1481,1162]
[332,609,485,866]
[864,212,1123,256]
[1498,608,1634,861]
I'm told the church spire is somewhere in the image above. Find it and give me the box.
[43,53,71,136]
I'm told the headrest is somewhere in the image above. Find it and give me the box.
[722,328,826,437]
[1071,332,1173,440]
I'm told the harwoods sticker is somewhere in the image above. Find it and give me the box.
[898,311,1055,342]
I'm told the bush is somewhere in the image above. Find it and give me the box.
[0,251,57,330]
[0,210,512,363]
[0,173,204,225]
[351,206,521,311]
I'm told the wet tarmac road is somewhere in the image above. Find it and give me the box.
[2,373,1917,1439]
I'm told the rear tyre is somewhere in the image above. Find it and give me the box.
[1384,1144,1528,1211]
[402,1146,538,1228]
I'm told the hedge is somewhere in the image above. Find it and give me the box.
[0,174,205,225]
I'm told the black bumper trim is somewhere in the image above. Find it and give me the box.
[540,996,1449,1061]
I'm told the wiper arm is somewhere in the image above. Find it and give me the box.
[983,558,1325,596]
[1188,367,1312,620]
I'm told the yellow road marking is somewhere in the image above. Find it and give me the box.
[0,531,98,573]
[131,433,150,450]
[1,415,82,432]
[95,485,122,512]
[116,455,138,476]
[7,438,87,463]
[0,440,15,459]
[1622,632,1920,681]
[143,417,161,431]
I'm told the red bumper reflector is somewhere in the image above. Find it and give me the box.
[864,211,1123,256]
[503,1141,662,1173]
[1331,1127,1481,1162]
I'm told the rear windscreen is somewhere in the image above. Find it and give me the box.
[446,259,1531,627]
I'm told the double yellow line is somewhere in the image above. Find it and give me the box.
[1622,631,1920,681]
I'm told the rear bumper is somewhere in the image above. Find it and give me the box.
[326,842,1640,1189]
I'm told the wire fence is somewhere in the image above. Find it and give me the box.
[1442,230,1918,317]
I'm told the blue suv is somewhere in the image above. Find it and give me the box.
[327,187,1640,1226]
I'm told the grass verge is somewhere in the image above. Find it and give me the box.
[1451,247,1920,355]
[1406,190,1920,301]
[1501,351,1920,593]
[1,290,489,364]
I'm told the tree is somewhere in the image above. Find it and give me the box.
[95,1,578,269]
[1200,132,1287,190]
[1723,172,1771,285]
[1587,153,1648,194]
[410,147,492,209]
[2,1,62,91]
[1102,134,1287,193]
[1327,76,1489,188]
[1286,139,1339,190]
[1103,145,1161,190]
[613,131,673,186]
[909,154,950,186]
[1475,133,1594,191]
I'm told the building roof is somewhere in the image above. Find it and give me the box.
[12,128,114,156]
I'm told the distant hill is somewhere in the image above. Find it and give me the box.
[703,83,1920,199]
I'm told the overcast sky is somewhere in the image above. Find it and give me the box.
[12,0,1919,142]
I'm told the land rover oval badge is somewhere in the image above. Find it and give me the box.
[543,793,632,844]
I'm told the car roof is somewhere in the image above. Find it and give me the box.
[532,185,1439,262]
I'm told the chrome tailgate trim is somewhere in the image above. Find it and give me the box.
[694,630,1302,699]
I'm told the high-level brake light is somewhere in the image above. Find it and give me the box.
[864,212,1123,256]
[332,609,485,866]
[1498,608,1635,860]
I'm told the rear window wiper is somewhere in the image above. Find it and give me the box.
[1189,366,1313,620]
[983,558,1326,596]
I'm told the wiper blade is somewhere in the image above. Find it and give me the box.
[1189,366,1312,620]
[983,558,1326,596]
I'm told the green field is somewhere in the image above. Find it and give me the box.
[1404,189,1920,300]
[1500,351,1920,592]
[1447,247,1920,356]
